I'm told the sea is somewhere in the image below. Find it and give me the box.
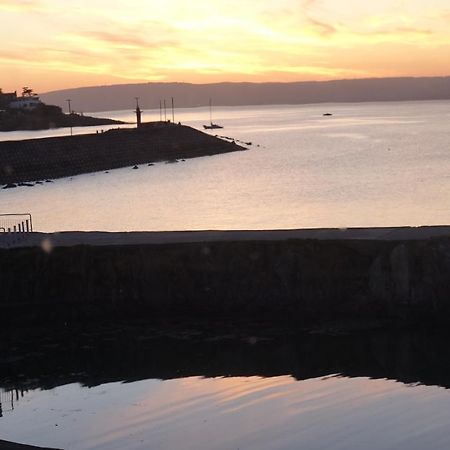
[1,101,450,450]
[1,100,449,232]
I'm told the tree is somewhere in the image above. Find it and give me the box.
[22,87,36,97]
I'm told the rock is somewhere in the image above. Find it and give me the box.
[132,165,139,170]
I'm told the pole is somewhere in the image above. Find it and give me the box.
[135,97,141,127]
[209,99,212,124]
[66,99,73,136]
[159,100,162,122]
[171,97,175,123]
[164,99,167,121]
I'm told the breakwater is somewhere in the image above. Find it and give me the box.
[0,122,245,185]
[1,228,449,325]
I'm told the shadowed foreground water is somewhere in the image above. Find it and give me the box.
[2,324,450,450]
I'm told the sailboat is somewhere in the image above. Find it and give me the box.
[203,99,223,129]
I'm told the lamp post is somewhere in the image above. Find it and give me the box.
[135,97,142,128]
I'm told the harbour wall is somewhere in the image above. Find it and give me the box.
[1,228,449,325]
[0,123,244,185]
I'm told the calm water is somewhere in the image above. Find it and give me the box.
[2,327,450,450]
[1,101,449,231]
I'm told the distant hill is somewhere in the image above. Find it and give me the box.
[41,77,450,113]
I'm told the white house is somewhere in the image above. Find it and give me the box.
[9,96,42,110]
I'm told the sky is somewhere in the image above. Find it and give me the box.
[1,0,450,92]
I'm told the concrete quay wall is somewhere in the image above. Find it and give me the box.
[1,228,449,324]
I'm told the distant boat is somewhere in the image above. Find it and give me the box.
[203,100,223,129]
[323,113,333,116]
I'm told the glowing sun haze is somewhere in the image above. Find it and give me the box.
[1,0,450,92]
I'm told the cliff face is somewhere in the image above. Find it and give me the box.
[0,123,245,184]
[1,237,449,324]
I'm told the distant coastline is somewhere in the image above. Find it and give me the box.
[0,88,126,132]
[0,104,124,132]
[41,76,450,112]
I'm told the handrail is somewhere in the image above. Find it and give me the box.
[0,213,33,232]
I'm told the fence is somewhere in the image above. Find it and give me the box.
[0,388,27,416]
[0,213,33,233]
[0,389,14,415]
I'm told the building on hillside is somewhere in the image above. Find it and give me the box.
[0,91,17,109]
[9,95,42,110]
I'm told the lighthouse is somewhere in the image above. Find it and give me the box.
[135,97,142,128]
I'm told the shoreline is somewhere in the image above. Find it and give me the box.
[0,442,61,450]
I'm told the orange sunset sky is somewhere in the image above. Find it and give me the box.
[1,0,450,92]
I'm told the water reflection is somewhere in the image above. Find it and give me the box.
[2,326,450,449]
[2,325,450,392]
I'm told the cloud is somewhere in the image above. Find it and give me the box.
[0,0,44,12]
[306,17,337,36]
[80,31,178,50]
[302,0,320,12]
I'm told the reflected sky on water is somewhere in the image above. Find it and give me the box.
[2,327,450,450]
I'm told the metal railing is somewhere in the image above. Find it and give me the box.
[0,388,28,415]
[0,213,33,233]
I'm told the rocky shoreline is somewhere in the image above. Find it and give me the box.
[0,122,246,185]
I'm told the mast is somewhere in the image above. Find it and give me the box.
[209,99,212,124]
[172,97,175,123]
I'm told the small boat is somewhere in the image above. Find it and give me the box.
[323,113,333,116]
[203,123,223,130]
[203,99,223,129]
